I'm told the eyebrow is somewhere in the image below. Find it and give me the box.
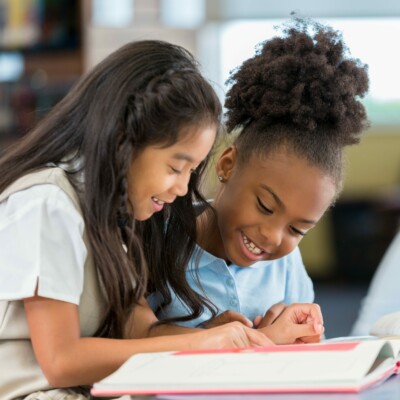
[172,153,195,163]
[259,184,317,225]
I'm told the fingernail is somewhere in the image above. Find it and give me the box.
[315,323,323,334]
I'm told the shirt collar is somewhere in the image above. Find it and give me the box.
[189,244,272,270]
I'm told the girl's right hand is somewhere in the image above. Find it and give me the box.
[193,321,274,349]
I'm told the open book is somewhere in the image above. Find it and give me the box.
[91,339,400,397]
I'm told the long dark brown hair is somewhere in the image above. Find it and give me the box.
[0,40,222,338]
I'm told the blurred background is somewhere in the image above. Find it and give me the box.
[1,0,399,337]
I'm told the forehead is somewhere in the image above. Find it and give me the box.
[155,124,217,161]
[238,149,337,213]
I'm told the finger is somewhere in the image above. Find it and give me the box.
[290,303,324,331]
[297,334,323,344]
[291,321,324,340]
[260,303,287,327]
[253,315,263,328]
[303,305,324,333]
[221,311,253,327]
[204,310,253,328]
[309,305,324,332]
[245,327,275,347]
[211,310,253,328]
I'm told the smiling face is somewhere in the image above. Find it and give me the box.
[210,146,336,266]
[127,124,216,221]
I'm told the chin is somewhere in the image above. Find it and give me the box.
[228,253,253,268]
[135,211,153,221]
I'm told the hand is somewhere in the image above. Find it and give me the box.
[253,302,287,328]
[194,321,275,349]
[201,310,253,329]
[258,303,324,345]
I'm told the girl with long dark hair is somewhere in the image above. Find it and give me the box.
[0,40,272,400]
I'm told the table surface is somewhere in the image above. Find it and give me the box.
[128,373,400,400]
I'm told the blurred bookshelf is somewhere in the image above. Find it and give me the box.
[0,0,82,154]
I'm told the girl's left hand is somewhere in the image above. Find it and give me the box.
[253,302,287,328]
[258,303,324,345]
[201,310,253,329]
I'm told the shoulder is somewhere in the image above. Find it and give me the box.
[0,167,81,209]
[0,183,84,228]
[186,246,218,271]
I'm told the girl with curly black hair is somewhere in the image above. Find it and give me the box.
[149,19,369,344]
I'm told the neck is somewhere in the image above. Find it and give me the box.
[196,204,227,261]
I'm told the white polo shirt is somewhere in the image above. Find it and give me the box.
[0,184,86,304]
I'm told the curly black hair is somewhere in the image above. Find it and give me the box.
[225,17,369,190]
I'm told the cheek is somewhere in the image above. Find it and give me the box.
[126,171,149,206]
[126,184,138,207]
[278,235,302,257]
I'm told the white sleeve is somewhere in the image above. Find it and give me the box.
[351,230,400,335]
[0,184,87,304]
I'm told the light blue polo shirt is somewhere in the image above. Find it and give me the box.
[148,245,314,327]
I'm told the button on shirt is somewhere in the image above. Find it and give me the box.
[148,245,314,327]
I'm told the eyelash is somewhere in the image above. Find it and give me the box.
[257,197,306,237]
[257,197,272,214]
[291,227,306,237]
[170,166,198,175]
[170,167,182,174]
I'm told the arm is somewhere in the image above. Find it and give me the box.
[25,295,272,388]
[126,299,254,337]
[124,298,201,338]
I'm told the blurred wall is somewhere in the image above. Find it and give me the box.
[2,0,398,281]
[300,128,400,278]
[84,0,199,71]
[82,0,400,280]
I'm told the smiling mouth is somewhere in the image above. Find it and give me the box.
[152,196,166,205]
[241,233,265,255]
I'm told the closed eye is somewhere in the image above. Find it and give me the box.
[257,197,273,215]
[170,166,182,174]
[290,226,307,237]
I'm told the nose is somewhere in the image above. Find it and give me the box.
[259,223,283,250]
[170,172,190,197]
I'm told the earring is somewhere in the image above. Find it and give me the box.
[218,175,224,182]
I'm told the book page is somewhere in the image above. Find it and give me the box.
[324,336,400,360]
[95,341,389,390]
[384,338,400,358]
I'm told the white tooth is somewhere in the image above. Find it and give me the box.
[152,197,164,205]
[242,233,262,255]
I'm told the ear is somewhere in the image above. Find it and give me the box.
[216,146,238,182]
